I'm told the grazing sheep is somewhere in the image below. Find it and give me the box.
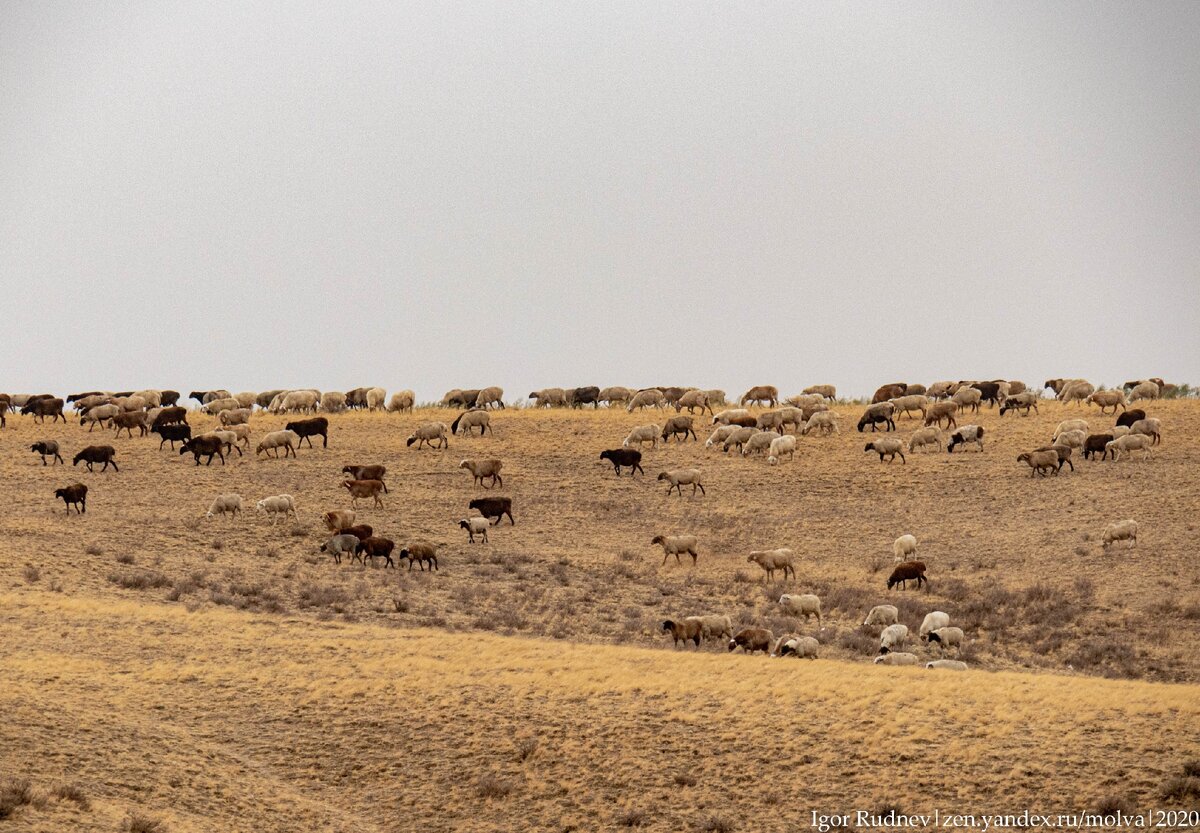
[651,534,699,566]
[324,510,356,532]
[1058,380,1095,404]
[151,406,187,429]
[919,611,950,637]
[256,430,300,459]
[1050,429,1086,452]
[31,441,64,465]
[947,425,984,453]
[857,402,896,433]
[387,390,415,413]
[864,438,905,464]
[399,542,439,572]
[55,483,88,514]
[779,593,821,624]
[529,388,567,408]
[626,389,666,411]
[460,458,503,488]
[343,464,386,482]
[1129,417,1161,445]
[927,382,955,400]
[1053,419,1090,440]
[873,652,919,666]
[660,415,698,443]
[999,391,1040,416]
[458,517,490,543]
[469,496,514,525]
[202,397,241,415]
[767,434,797,465]
[785,394,824,410]
[598,386,635,406]
[341,479,388,508]
[442,389,479,408]
[926,627,964,654]
[893,534,918,563]
[721,427,758,453]
[200,429,243,457]
[286,417,329,449]
[1101,519,1138,549]
[1017,449,1059,477]
[802,384,836,400]
[908,426,942,453]
[599,448,643,476]
[657,469,705,497]
[320,533,360,564]
[1087,389,1127,414]
[73,445,118,472]
[863,605,899,628]
[219,408,252,427]
[1116,409,1146,428]
[111,395,147,412]
[887,561,927,590]
[661,618,703,649]
[712,408,751,425]
[255,390,284,409]
[923,401,958,429]
[1105,433,1154,461]
[80,404,120,431]
[279,390,319,413]
[951,386,982,413]
[926,660,968,670]
[704,425,738,449]
[871,384,907,404]
[111,410,150,438]
[800,411,839,437]
[741,430,777,457]
[339,524,374,543]
[878,624,909,654]
[566,386,600,408]
[154,424,192,450]
[740,386,779,407]
[471,387,504,411]
[1128,381,1160,403]
[406,422,449,449]
[319,392,347,413]
[365,387,387,411]
[1083,433,1115,461]
[771,635,820,659]
[205,494,243,519]
[623,424,661,448]
[889,394,930,420]
[747,548,796,581]
[728,627,774,654]
[255,494,297,525]
[755,410,785,433]
[692,614,734,642]
[356,536,397,568]
[674,389,713,415]
[1033,444,1075,472]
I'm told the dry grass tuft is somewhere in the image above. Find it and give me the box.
[123,812,168,832]
[50,781,90,810]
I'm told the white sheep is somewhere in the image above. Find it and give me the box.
[801,411,838,436]
[907,426,942,453]
[1087,389,1127,414]
[721,426,758,453]
[203,429,244,456]
[225,423,252,449]
[626,389,665,411]
[693,614,734,642]
[893,534,918,563]
[280,390,319,413]
[779,593,821,624]
[458,516,490,544]
[1052,429,1087,451]
[232,391,257,409]
[1101,519,1138,548]
[1129,417,1161,445]
[926,659,968,670]
[951,387,982,412]
[864,437,906,463]
[767,434,797,465]
[598,386,635,406]
[387,390,415,412]
[1060,380,1095,404]
[1054,418,1089,438]
[772,635,820,659]
[1128,381,1160,402]
[406,422,449,450]
[879,624,909,654]
[802,384,836,400]
[473,386,504,410]
[133,389,162,408]
[256,429,300,458]
[712,408,751,425]
[657,469,705,497]
[319,392,347,412]
[623,424,661,448]
[862,605,899,628]
[256,494,297,525]
[112,395,147,412]
[919,611,950,638]
[926,626,964,653]
[873,652,919,666]
[366,387,387,411]
[205,494,243,519]
[888,394,930,420]
[651,534,700,565]
[219,407,252,426]
[319,533,360,564]
[1106,433,1154,461]
[705,425,738,449]
[202,397,240,415]
[741,430,777,457]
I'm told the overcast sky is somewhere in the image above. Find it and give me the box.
[2,1,1197,400]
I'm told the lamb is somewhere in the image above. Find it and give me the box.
[1033,444,1075,472]
[801,411,839,436]
[864,438,905,463]
[366,387,388,411]
[771,635,819,659]
[356,536,396,568]
[802,384,836,400]
[460,458,503,488]
[661,415,698,443]
[529,388,567,408]
[31,441,64,465]
[947,425,984,453]
[925,627,964,654]
[767,435,797,465]
[205,494,243,519]
[889,394,930,420]
[887,561,927,590]
[73,445,118,472]
[1105,433,1154,461]
[863,605,899,628]
[320,533,360,564]
[661,618,703,649]
[286,417,329,448]
[599,448,643,476]
[918,611,950,637]
[341,479,388,508]
[255,494,297,525]
[657,469,705,497]
[893,534,918,563]
[406,422,449,450]
[1129,417,1161,445]
[674,389,713,415]
[54,483,88,514]
[923,401,958,429]
[873,652,919,666]
[458,517,490,544]
[907,426,942,453]
[399,542,439,572]
[80,404,120,431]
[598,386,635,406]
[386,390,415,412]
[728,627,774,654]
[324,510,356,532]
[566,386,600,408]
[951,386,982,413]
[1087,389,1127,414]
[651,534,699,566]
[623,424,661,448]
[1101,519,1138,548]
[1128,381,1160,403]
[779,593,820,623]
[468,496,514,525]
[741,430,778,457]
[747,548,796,581]
[1083,433,1114,461]
[626,389,666,411]
[999,391,1040,416]
[256,429,300,458]
[342,464,386,482]
[926,660,968,671]
[739,386,779,407]
[857,402,896,432]
[219,408,252,426]
[712,408,751,425]
[1116,409,1146,428]
[878,623,909,654]
[1017,449,1060,477]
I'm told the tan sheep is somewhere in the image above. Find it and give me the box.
[747,548,796,581]
[651,534,699,566]
[657,469,705,497]
[460,458,503,488]
[387,390,415,412]
[406,422,449,449]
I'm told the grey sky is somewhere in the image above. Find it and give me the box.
[2,1,1198,400]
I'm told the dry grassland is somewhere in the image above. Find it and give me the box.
[1,397,1199,829]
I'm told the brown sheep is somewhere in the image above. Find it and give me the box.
[73,445,119,472]
[872,383,906,404]
[660,415,697,442]
[341,479,388,508]
[355,536,395,568]
[728,627,774,654]
[339,524,374,544]
[739,386,779,407]
[661,618,703,649]
[399,542,439,572]
[924,401,958,429]
[55,483,88,514]
[1017,449,1059,478]
[342,464,386,482]
[887,561,927,590]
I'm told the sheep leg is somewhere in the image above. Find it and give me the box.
[661,550,669,566]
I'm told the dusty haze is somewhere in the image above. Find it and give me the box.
[1,2,1198,398]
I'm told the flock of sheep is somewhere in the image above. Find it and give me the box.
[3,376,1170,672]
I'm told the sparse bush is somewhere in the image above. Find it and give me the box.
[107,571,171,591]
[1160,775,1200,803]
[210,538,224,551]
[297,583,350,611]
[22,564,40,583]
[123,812,168,833]
[515,736,538,762]
[1183,760,1200,778]
[617,808,649,827]
[0,778,35,819]
[392,597,410,613]
[696,814,734,833]
[115,553,135,564]
[674,773,697,787]
[1093,794,1133,815]
[51,782,89,810]
[476,773,516,799]
[86,543,103,556]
